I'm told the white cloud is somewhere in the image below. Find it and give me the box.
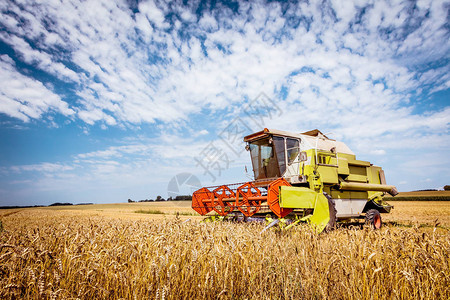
[10,162,74,173]
[0,55,74,122]
[138,0,168,28]
[76,144,152,160]
[198,129,209,136]
[0,0,447,131]
[369,149,386,156]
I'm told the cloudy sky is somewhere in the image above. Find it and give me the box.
[0,0,449,206]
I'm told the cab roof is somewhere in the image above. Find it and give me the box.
[243,128,354,155]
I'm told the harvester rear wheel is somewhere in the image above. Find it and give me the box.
[324,193,337,232]
[365,209,382,229]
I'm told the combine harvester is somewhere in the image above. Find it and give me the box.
[192,129,398,232]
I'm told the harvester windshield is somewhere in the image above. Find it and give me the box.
[249,138,278,179]
[249,136,299,180]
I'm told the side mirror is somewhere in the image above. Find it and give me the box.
[299,151,307,162]
[245,144,250,151]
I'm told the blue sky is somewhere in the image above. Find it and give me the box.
[0,0,449,206]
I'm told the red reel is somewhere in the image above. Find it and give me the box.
[192,187,214,215]
[212,185,236,216]
[267,178,293,218]
[236,182,263,217]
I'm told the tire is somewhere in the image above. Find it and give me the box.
[365,209,382,229]
[324,193,337,232]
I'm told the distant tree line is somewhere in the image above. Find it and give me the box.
[49,202,73,206]
[128,195,192,203]
[412,187,450,192]
[48,202,93,206]
[0,203,93,209]
[174,195,192,200]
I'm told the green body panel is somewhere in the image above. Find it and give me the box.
[279,186,330,233]
[307,193,330,233]
[298,149,386,201]
[367,166,383,201]
[337,158,349,175]
[279,186,316,208]
[347,174,368,182]
[348,160,371,167]
[367,166,382,184]
[329,190,368,199]
[348,165,367,177]
[317,166,339,184]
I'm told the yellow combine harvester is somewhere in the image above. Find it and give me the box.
[192,128,397,232]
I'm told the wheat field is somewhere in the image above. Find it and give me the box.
[0,203,449,299]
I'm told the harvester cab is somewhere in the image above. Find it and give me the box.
[192,128,398,232]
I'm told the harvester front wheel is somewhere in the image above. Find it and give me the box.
[365,209,382,229]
